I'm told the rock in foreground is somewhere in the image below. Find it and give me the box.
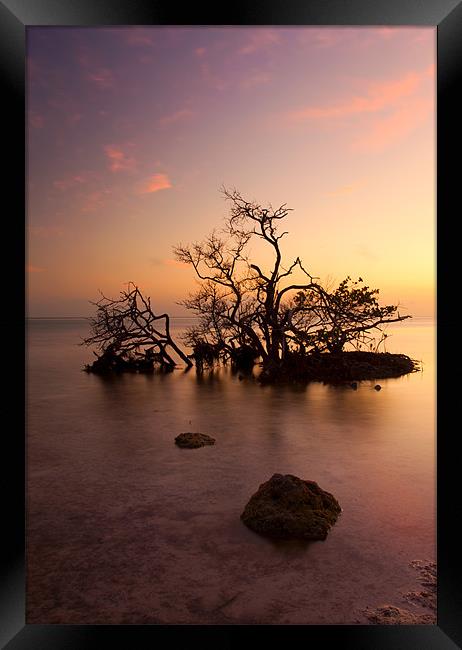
[174,432,216,448]
[241,473,341,540]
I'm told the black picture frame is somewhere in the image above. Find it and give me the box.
[2,1,461,647]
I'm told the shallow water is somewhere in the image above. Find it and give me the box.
[26,317,436,624]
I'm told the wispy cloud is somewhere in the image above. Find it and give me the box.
[81,189,111,213]
[195,47,206,57]
[297,27,409,50]
[138,173,172,194]
[125,31,155,47]
[158,109,193,127]
[53,175,86,191]
[300,29,347,48]
[289,71,422,121]
[284,66,433,151]
[104,145,136,173]
[86,68,114,89]
[27,264,45,273]
[238,29,281,55]
[353,98,433,152]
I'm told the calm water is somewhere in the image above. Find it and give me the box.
[26,317,436,624]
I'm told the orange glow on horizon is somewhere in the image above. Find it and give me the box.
[27,27,435,318]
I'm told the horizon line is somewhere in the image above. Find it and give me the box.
[26,315,198,320]
[26,314,435,320]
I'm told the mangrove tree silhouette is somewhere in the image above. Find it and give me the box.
[173,188,414,381]
[83,188,417,382]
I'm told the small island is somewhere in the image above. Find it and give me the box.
[83,189,418,385]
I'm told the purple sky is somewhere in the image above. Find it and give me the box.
[27,27,435,317]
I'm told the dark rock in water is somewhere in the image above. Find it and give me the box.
[174,432,216,448]
[374,384,382,391]
[241,473,341,540]
[259,351,419,385]
[350,382,358,390]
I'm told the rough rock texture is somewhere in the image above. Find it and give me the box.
[403,560,437,612]
[365,605,435,625]
[174,432,216,448]
[365,559,437,625]
[241,473,341,540]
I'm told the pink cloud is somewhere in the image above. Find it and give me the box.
[290,71,422,121]
[353,98,433,152]
[158,109,193,127]
[87,68,114,89]
[311,30,346,48]
[238,29,281,55]
[27,264,45,273]
[296,28,362,49]
[282,64,434,150]
[138,173,172,194]
[104,145,136,173]
[53,173,91,191]
[195,47,206,57]
[125,31,155,47]
[297,27,425,52]
[81,189,111,213]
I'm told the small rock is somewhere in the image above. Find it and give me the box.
[350,382,358,390]
[241,473,341,540]
[374,384,382,391]
[174,432,216,448]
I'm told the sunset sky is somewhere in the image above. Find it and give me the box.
[27,27,435,317]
